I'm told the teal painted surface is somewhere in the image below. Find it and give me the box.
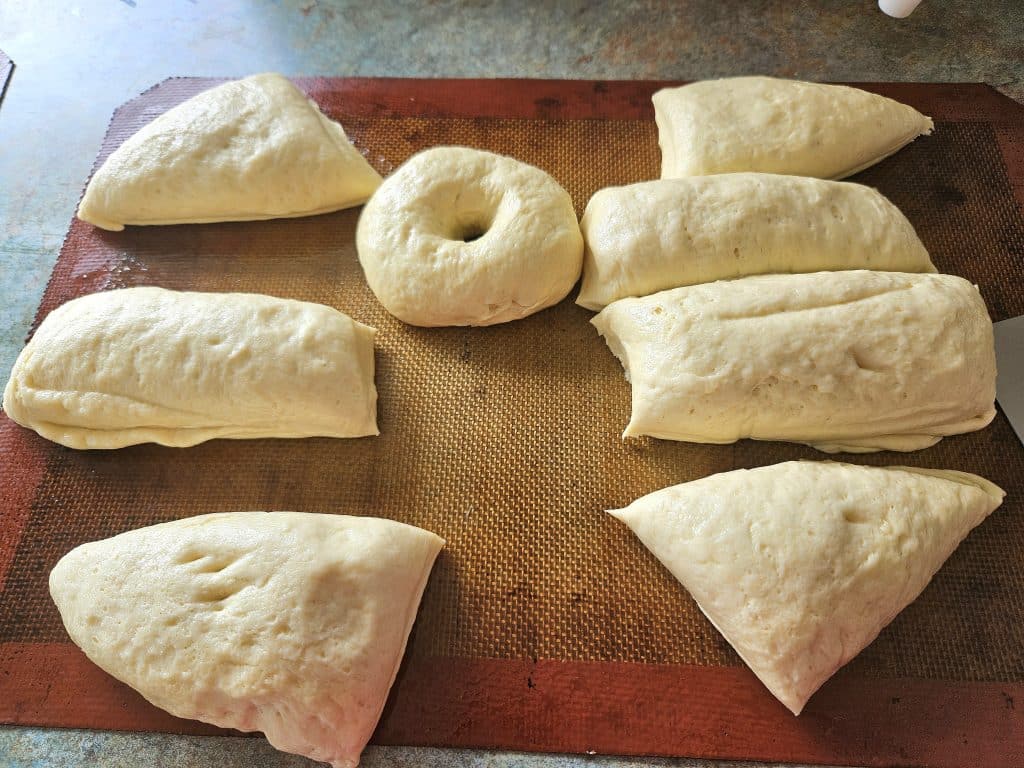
[0,729,822,768]
[1,1,1022,766]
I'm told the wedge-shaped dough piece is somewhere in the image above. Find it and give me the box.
[50,512,444,768]
[577,174,934,310]
[610,461,1004,714]
[653,77,933,180]
[2,287,378,448]
[77,73,383,231]
[592,271,995,452]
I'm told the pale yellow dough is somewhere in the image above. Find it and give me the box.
[2,287,378,448]
[356,146,584,326]
[610,461,1004,714]
[577,174,934,310]
[592,271,996,452]
[77,73,383,231]
[653,76,933,180]
[49,511,445,768]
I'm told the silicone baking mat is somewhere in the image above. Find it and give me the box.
[1,79,1022,767]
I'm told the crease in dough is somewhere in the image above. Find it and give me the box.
[49,511,445,768]
[77,73,383,231]
[2,287,379,449]
[577,174,934,310]
[653,76,933,180]
[591,271,996,453]
[609,461,1004,715]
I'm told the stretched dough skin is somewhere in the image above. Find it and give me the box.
[653,77,934,180]
[49,512,445,768]
[2,287,378,448]
[592,271,996,453]
[577,174,935,310]
[610,461,1004,714]
[356,146,584,326]
[77,73,383,231]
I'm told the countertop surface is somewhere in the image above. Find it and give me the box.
[1,1,1023,767]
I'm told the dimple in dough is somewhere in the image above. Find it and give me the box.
[356,146,584,327]
[2,287,378,449]
[77,73,383,231]
[49,511,445,768]
[653,76,934,180]
[610,461,1004,714]
[592,271,996,453]
[577,173,935,310]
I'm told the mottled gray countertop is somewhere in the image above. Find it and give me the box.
[1,1,1022,767]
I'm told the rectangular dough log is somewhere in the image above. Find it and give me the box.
[577,174,934,310]
[592,271,996,453]
[2,287,378,448]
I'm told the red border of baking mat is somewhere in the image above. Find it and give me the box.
[2,79,1024,768]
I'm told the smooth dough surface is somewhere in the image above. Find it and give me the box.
[592,271,995,452]
[356,146,584,326]
[77,73,383,231]
[653,77,933,180]
[49,512,444,768]
[2,287,378,448]
[610,461,1004,714]
[577,174,934,310]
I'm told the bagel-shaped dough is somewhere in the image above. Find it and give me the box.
[356,147,584,326]
[577,174,934,310]
[77,73,383,231]
[653,77,933,180]
[592,271,996,453]
[2,287,378,448]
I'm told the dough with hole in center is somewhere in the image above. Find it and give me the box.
[610,461,1004,714]
[77,73,383,231]
[49,511,445,768]
[653,76,933,180]
[356,146,584,326]
[2,287,378,448]
[592,271,996,452]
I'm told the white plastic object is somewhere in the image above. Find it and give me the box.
[879,0,923,18]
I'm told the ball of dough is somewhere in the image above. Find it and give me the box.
[356,146,584,326]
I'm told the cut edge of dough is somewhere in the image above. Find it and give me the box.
[590,311,643,440]
[805,407,997,454]
[360,525,445,756]
[885,465,1006,506]
[77,198,377,231]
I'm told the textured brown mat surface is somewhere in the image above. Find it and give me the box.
[0,79,1022,766]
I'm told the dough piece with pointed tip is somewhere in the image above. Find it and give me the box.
[610,461,1004,715]
[50,512,444,768]
[577,174,934,310]
[2,287,378,448]
[653,77,933,180]
[77,73,383,231]
[592,271,995,452]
